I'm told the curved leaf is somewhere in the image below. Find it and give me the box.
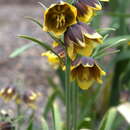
[25,17,43,28]
[40,117,49,130]
[52,103,63,130]
[19,35,62,61]
[9,43,35,58]
[99,108,117,130]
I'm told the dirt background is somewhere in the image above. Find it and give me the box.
[0,1,58,94]
[0,1,62,122]
[0,0,55,5]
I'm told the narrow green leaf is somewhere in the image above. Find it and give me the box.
[95,35,130,57]
[99,107,117,130]
[103,34,110,41]
[38,2,47,10]
[103,35,130,48]
[52,103,63,130]
[43,91,58,118]
[97,27,116,35]
[104,108,117,130]
[27,120,33,130]
[19,35,62,61]
[9,43,35,58]
[25,16,43,28]
[40,117,49,130]
[93,35,130,58]
[19,35,50,49]
[27,112,35,130]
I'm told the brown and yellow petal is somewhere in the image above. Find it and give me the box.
[74,0,102,22]
[43,1,77,36]
[64,22,103,59]
[74,1,94,22]
[42,51,60,65]
[80,0,102,10]
[0,86,18,102]
[41,42,65,68]
[71,57,105,89]
[22,91,41,109]
[77,79,94,89]
[76,42,94,57]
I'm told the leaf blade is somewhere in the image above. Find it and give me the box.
[52,103,63,130]
[9,43,35,58]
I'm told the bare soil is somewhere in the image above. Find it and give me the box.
[0,5,55,94]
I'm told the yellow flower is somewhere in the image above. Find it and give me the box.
[64,22,102,60]
[74,0,102,22]
[128,41,130,45]
[42,51,60,68]
[0,86,18,102]
[43,1,77,36]
[41,42,65,68]
[71,57,106,89]
[22,90,41,109]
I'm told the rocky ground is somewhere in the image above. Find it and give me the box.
[0,0,55,5]
[0,6,61,127]
[0,5,56,97]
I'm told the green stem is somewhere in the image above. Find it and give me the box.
[72,82,78,130]
[65,55,71,130]
[16,104,21,130]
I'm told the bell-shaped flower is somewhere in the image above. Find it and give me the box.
[64,22,102,60]
[41,42,65,69]
[43,1,77,36]
[71,57,106,89]
[74,0,102,22]
[22,90,41,109]
[0,86,18,102]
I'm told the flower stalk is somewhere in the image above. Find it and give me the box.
[72,82,78,130]
[65,53,71,130]
[65,56,79,130]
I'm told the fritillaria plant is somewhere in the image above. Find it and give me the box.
[10,0,130,129]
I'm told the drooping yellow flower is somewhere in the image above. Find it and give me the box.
[22,90,41,109]
[0,86,18,102]
[41,42,65,68]
[74,0,102,22]
[43,1,77,36]
[71,57,106,89]
[64,22,103,60]
[42,51,60,68]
